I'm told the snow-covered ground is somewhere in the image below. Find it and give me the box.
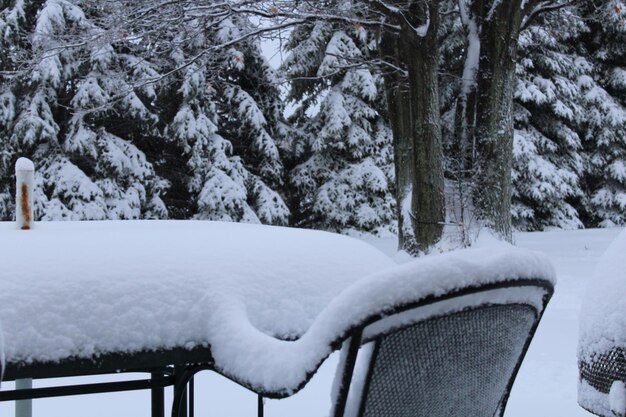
[1,227,622,416]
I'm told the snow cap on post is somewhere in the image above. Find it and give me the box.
[15,158,34,230]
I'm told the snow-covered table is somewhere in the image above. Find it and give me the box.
[579,228,626,417]
[0,220,556,416]
[0,221,394,377]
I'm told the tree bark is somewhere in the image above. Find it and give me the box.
[471,0,525,242]
[404,0,445,251]
[379,27,414,251]
[375,0,444,252]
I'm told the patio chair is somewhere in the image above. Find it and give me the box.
[578,227,626,417]
[329,279,553,417]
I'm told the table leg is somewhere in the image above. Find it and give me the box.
[172,366,188,417]
[258,394,264,417]
[15,379,32,417]
[151,372,165,417]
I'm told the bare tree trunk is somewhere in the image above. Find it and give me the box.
[375,0,444,252]
[404,0,445,251]
[379,28,413,251]
[471,0,525,242]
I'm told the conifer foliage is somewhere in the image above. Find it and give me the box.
[442,2,626,231]
[1,0,166,220]
[580,0,626,227]
[283,20,395,233]
[161,15,290,224]
[0,1,290,224]
[512,9,587,230]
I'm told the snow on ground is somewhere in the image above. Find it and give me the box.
[0,226,622,416]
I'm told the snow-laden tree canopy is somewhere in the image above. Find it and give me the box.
[0,0,291,224]
[1,0,625,236]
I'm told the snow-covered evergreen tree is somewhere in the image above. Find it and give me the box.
[283,20,395,234]
[59,4,167,220]
[0,0,28,219]
[1,2,290,223]
[580,1,626,226]
[511,8,587,230]
[1,0,167,220]
[162,15,290,224]
[219,16,292,225]
[6,0,92,219]
[440,3,625,231]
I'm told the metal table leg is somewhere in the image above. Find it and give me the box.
[151,372,165,417]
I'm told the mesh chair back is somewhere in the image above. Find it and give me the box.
[331,286,550,417]
[360,305,534,417]
[579,347,626,396]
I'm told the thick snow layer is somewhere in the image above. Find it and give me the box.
[1,227,617,417]
[0,221,392,364]
[578,227,626,414]
[0,220,554,395]
[579,227,626,360]
[210,245,554,394]
[580,374,626,416]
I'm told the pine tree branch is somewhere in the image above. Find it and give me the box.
[67,18,307,116]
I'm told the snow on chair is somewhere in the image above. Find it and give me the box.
[208,247,554,417]
[579,228,626,417]
[328,278,552,417]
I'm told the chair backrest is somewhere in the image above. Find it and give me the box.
[330,282,552,417]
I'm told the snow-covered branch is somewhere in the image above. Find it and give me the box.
[521,0,581,31]
[458,0,480,96]
[233,6,399,30]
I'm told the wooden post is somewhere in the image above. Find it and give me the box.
[15,158,34,230]
[15,157,35,417]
